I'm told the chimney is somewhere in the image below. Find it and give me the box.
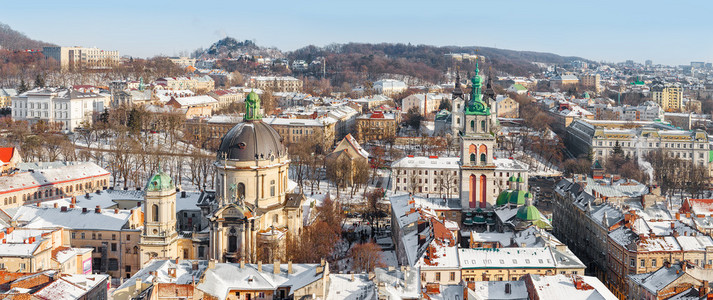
[240,260,245,269]
[114,208,119,214]
[36,202,40,207]
[69,204,75,209]
[505,282,512,294]
[71,197,76,204]
[288,261,293,274]
[208,259,216,269]
[134,277,142,295]
[95,205,101,213]
[274,260,281,274]
[676,212,681,220]
[257,261,262,272]
[192,261,199,271]
[137,202,141,207]
[181,191,187,198]
[61,206,68,212]
[82,207,88,213]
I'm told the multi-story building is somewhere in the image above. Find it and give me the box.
[112,259,208,300]
[0,227,92,274]
[651,82,683,112]
[551,74,579,90]
[350,95,394,112]
[11,87,110,132]
[263,116,337,145]
[208,89,245,109]
[373,79,407,96]
[155,76,215,92]
[2,204,143,279]
[459,246,586,282]
[580,74,602,93]
[43,46,119,70]
[248,76,302,92]
[166,95,218,118]
[494,95,520,118]
[0,271,109,299]
[168,57,197,67]
[611,101,664,121]
[390,156,528,200]
[566,119,710,166]
[0,88,17,108]
[355,111,397,143]
[628,261,713,300]
[401,93,449,116]
[0,161,111,209]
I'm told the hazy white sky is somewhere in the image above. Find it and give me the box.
[2,0,712,65]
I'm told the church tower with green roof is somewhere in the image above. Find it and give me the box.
[459,63,497,210]
[140,170,179,265]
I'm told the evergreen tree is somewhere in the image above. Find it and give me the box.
[17,79,28,93]
[612,140,624,155]
[34,74,45,88]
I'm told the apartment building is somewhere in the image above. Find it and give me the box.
[580,74,602,93]
[264,116,337,145]
[208,89,245,109]
[373,79,408,96]
[3,205,143,279]
[355,111,397,143]
[566,119,710,166]
[43,46,119,70]
[651,82,683,112]
[155,76,215,92]
[11,87,110,132]
[401,93,449,116]
[0,227,92,274]
[248,76,303,92]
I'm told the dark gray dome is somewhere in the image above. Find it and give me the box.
[217,121,286,161]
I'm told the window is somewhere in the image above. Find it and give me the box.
[81,233,85,239]
[630,259,635,267]
[98,233,102,240]
[111,243,117,252]
[19,263,26,270]
[152,204,159,222]
[470,153,476,163]
[125,265,131,272]
[126,235,130,241]
[640,259,645,267]
[72,232,76,239]
[435,272,441,281]
[270,180,275,197]
[92,233,96,240]
[450,272,455,281]
[112,234,116,240]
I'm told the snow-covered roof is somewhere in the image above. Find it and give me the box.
[391,156,459,170]
[528,274,617,300]
[54,247,92,264]
[263,116,337,127]
[459,248,557,269]
[197,263,323,300]
[326,274,375,300]
[169,95,217,107]
[34,274,109,300]
[116,260,208,292]
[6,205,135,231]
[1,162,109,195]
[469,281,528,300]
[373,267,420,299]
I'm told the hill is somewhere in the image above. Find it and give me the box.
[288,43,592,83]
[0,22,56,50]
[194,37,282,59]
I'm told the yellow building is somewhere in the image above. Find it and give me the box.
[459,246,586,282]
[0,88,18,108]
[580,74,602,93]
[1,204,144,279]
[355,111,397,143]
[651,83,682,112]
[248,76,303,93]
[139,171,179,265]
[263,116,337,145]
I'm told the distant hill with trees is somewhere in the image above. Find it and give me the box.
[0,22,56,50]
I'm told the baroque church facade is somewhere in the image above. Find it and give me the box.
[206,91,304,263]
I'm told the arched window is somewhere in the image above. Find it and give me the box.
[470,120,475,131]
[481,120,486,131]
[480,153,486,164]
[152,204,159,222]
[228,228,238,252]
[270,180,276,197]
[237,183,245,200]
[470,153,476,163]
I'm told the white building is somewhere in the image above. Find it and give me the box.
[611,101,664,121]
[401,93,449,115]
[373,79,407,96]
[390,156,528,200]
[12,87,109,132]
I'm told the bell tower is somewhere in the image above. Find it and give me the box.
[459,64,497,210]
[140,170,179,265]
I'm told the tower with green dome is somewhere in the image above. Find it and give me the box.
[139,169,179,265]
[459,62,497,210]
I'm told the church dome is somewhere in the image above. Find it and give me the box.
[508,190,531,206]
[217,121,285,162]
[496,190,511,206]
[516,204,541,221]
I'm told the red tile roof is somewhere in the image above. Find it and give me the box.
[0,147,15,163]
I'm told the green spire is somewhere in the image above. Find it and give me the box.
[146,171,174,192]
[464,63,490,116]
[244,91,262,121]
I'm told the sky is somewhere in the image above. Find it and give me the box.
[2,0,712,66]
